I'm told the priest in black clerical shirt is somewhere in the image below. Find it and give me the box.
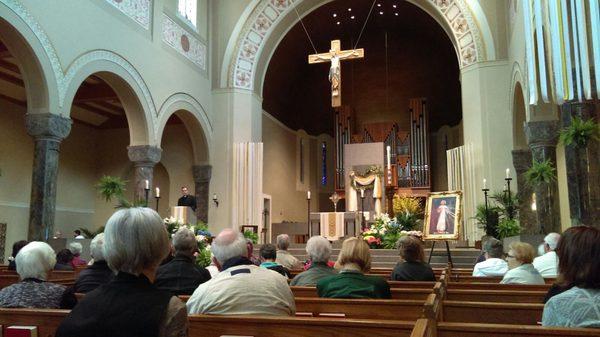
[177,186,197,211]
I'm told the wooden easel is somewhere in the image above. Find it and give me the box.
[427,240,453,268]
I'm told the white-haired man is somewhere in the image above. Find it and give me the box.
[290,236,337,286]
[155,227,211,295]
[74,233,113,293]
[187,228,295,316]
[533,232,560,277]
[275,234,302,269]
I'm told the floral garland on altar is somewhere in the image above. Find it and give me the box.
[164,217,213,267]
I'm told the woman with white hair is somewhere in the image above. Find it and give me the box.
[0,242,76,308]
[68,241,87,267]
[74,233,114,293]
[290,236,337,286]
[56,207,188,337]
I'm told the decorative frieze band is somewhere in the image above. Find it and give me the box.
[162,14,207,71]
[105,0,152,30]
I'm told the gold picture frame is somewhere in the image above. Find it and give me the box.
[423,191,462,240]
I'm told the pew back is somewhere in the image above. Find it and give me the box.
[442,301,543,325]
[437,322,600,337]
[445,289,547,303]
[290,286,432,300]
[295,297,426,320]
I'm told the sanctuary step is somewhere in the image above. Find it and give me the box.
[254,246,480,269]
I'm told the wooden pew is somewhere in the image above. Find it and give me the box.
[442,301,543,325]
[389,281,437,289]
[0,308,419,337]
[445,289,547,303]
[0,308,68,336]
[290,286,432,300]
[0,274,19,289]
[49,271,76,280]
[436,322,600,337]
[447,282,551,291]
[450,275,555,284]
[189,315,418,337]
[409,318,437,337]
[294,297,427,320]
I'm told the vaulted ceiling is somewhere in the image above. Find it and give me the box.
[263,0,462,136]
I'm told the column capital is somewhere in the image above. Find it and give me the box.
[525,120,559,148]
[25,113,72,141]
[511,149,532,172]
[127,145,162,166]
[193,165,212,183]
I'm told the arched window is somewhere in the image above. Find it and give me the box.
[178,0,197,27]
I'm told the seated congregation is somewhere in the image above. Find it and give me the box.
[0,207,598,336]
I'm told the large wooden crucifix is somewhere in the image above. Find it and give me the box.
[308,40,364,107]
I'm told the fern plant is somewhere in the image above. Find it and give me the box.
[559,117,600,148]
[78,226,105,238]
[525,159,557,187]
[497,218,521,239]
[473,204,500,238]
[96,176,127,202]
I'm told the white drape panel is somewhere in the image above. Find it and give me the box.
[447,144,481,244]
[232,142,263,230]
[524,0,600,104]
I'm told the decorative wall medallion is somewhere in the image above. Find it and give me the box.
[162,14,207,71]
[105,0,151,30]
[230,0,483,90]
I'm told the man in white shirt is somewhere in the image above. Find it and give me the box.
[186,229,295,316]
[472,238,508,277]
[533,232,560,277]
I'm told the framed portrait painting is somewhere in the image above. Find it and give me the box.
[423,191,462,240]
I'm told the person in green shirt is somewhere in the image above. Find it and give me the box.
[290,236,337,286]
[317,237,391,299]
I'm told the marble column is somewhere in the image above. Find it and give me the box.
[560,101,600,227]
[127,145,162,205]
[193,165,211,223]
[25,113,72,241]
[525,120,560,234]
[512,149,536,233]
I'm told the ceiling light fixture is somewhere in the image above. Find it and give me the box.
[348,8,352,11]
[333,13,337,17]
[395,12,399,16]
[393,4,397,8]
[351,15,355,19]
[377,3,382,7]
[336,21,341,25]
[379,11,384,15]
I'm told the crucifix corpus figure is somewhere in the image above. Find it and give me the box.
[308,40,364,107]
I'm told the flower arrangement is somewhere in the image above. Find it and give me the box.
[361,213,423,249]
[164,218,213,267]
[392,194,423,231]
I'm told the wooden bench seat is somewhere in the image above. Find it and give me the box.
[436,322,600,337]
[449,275,555,284]
[190,315,417,337]
[295,297,426,320]
[442,301,543,325]
[0,308,418,337]
[291,286,432,300]
[447,282,551,291]
[445,289,547,303]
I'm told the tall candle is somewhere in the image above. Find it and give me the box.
[155,187,160,198]
[307,191,311,200]
[483,178,487,189]
[386,145,391,170]
[505,168,510,179]
[360,189,364,198]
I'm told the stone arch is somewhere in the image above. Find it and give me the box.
[224,0,491,92]
[510,63,528,150]
[156,93,212,164]
[0,0,61,114]
[61,50,156,146]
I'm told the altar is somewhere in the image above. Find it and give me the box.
[309,212,358,241]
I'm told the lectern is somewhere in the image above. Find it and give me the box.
[171,206,197,225]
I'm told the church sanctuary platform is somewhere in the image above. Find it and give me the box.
[256,245,480,269]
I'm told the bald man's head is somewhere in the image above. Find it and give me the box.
[211,228,248,266]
